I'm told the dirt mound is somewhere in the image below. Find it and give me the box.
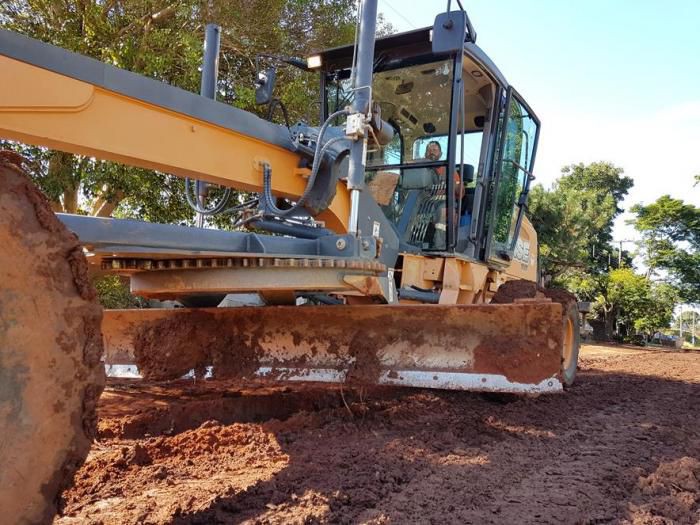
[96,381,407,440]
[491,279,577,309]
[63,420,288,523]
[627,457,700,524]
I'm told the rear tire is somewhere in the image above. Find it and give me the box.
[0,153,105,524]
[492,280,580,387]
[558,299,580,387]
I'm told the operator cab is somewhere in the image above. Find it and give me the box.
[314,12,540,265]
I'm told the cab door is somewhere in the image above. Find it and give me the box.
[485,87,540,264]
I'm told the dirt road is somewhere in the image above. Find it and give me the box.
[56,345,699,524]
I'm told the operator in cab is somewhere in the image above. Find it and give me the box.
[417,140,464,249]
[421,140,463,200]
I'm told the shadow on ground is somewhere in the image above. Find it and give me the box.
[59,352,700,525]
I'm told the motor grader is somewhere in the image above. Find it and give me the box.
[0,2,579,522]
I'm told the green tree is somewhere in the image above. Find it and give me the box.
[0,0,363,223]
[528,161,633,281]
[675,310,699,346]
[593,268,676,339]
[594,269,647,339]
[558,162,634,214]
[634,282,678,336]
[631,194,700,303]
[93,275,148,309]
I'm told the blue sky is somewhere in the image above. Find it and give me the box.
[379,0,700,240]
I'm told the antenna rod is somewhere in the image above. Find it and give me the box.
[346,0,378,235]
[195,24,221,228]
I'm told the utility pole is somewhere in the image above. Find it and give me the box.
[614,239,635,268]
[619,240,622,268]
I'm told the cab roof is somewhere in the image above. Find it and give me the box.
[315,25,509,89]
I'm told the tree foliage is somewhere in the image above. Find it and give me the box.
[526,161,695,339]
[676,309,699,346]
[93,275,148,309]
[592,269,677,338]
[528,161,633,280]
[0,0,368,222]
[596,269,648,333]
[631,194,700,303]
[633,282,678,335]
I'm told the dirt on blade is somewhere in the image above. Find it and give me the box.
[56,345,699,525]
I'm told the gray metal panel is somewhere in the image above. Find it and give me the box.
[57,214,395,266]
[464,42,508,88]
[432,11,468,54]
[58,214,323,256]
[0,29,295,152]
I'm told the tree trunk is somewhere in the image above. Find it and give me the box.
[48,151,79,213]
[62,188,79,214]
[91,190,125,217]
[603,307,615,340]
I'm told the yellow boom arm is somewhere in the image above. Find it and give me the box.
[0,30,350,232]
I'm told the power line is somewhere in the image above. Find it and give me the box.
[381,0,418,30]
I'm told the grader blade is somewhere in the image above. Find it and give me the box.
[102,302,564,394]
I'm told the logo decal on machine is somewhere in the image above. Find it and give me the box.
[513,238,530,265]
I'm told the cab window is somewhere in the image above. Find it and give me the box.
[488,91,539,258]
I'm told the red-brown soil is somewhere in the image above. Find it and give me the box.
[55,345,700,524]
[0,155,104,524]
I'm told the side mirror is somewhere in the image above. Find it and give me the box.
[255,67,277,105]
[432,10,477,55]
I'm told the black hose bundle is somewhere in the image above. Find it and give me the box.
[262,108,350,218]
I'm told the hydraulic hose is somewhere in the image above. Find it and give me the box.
[262,108,350,217]
[184,177,232,215]
[186,108,350,221]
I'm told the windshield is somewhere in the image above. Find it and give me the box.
[325,53,497,253]
[326,58,454,167]
[488,92,539,258]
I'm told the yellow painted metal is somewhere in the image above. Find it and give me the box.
[128,266,376,298]
[563,314,576,371]
[440,258,491,304]
[397,215,539,306]
[503,216,538,282]
[0,56,350,232]
[399,254,491,305]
